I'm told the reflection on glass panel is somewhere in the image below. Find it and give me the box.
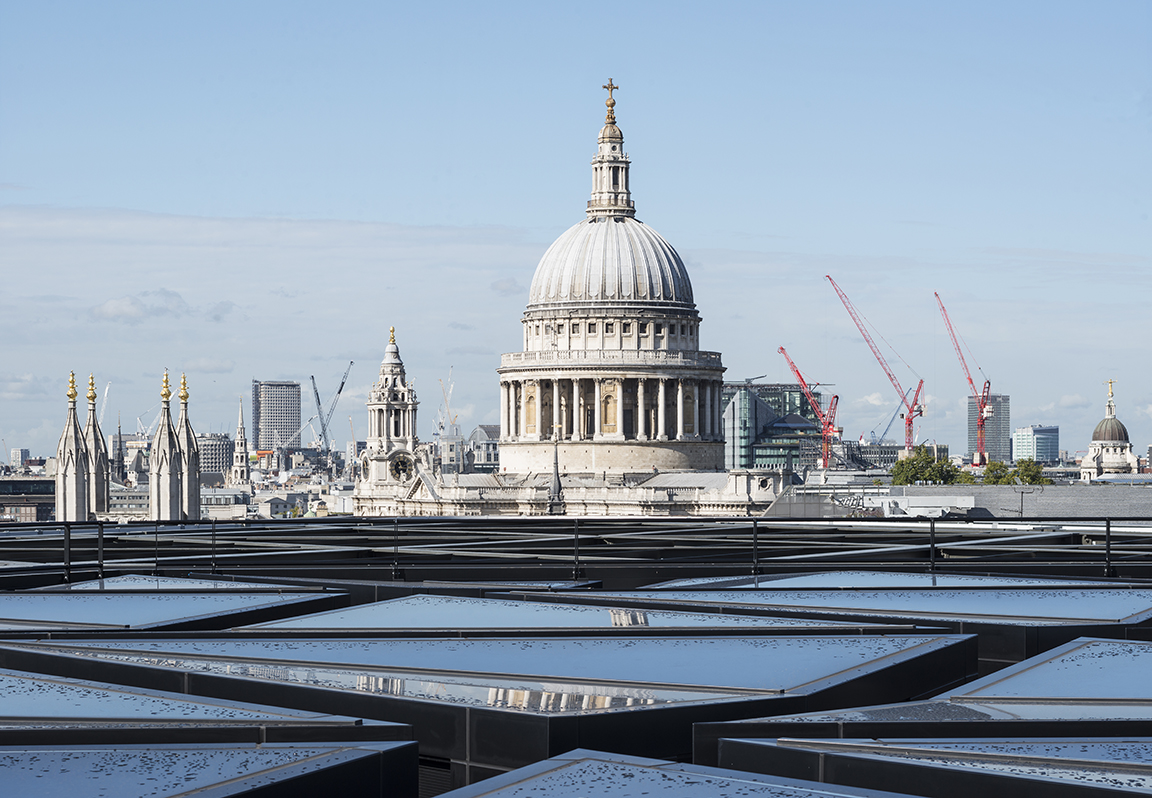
[28,635,951,693]
[51,649,749,714]
[248,594,841,631]
[591,589,1152,624]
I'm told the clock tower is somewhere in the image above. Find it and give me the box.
[359,327,419,490]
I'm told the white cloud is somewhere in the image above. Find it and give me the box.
[90,289,191,323]
[854,392,887,407]
[491,277,524,297]
[184,358,235,374]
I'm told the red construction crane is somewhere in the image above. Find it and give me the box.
[778,347,839,469]
[826,275,924,453]
[935,292,992,466]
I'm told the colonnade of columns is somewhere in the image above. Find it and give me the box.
[368,404,416,448]
[500,376,724,443]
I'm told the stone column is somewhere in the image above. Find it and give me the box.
[533,380,542,440]
[688,381,698,438]
[702,381,711,439]
[519,381,528,440]
[552,379,560,441]
[593,379,602,440]
[571,379,581,440]
[657,378,667,441]
[500,382,509,440]
[709,382,718,442]
[637,378,647,441]
[676,379,685,440]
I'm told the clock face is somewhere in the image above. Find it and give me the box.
[389,455,413,481]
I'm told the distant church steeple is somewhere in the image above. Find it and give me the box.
[83,374,110,515]
[149,371,183,520]
[55,372,90,522]
[229,397,250,486]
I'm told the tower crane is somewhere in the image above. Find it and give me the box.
[826,275,923,453]
[310,361,354,457]
[935,292,992,466]
[778,347,839,469]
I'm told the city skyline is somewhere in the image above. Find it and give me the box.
[2,2,1149,459]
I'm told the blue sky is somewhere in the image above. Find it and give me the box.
[2,1,1149,460]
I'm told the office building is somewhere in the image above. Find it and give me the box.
[9,449,29,469]
[969,393,1010,463]
[196,433,235,476]
[1011,425,1059,464]
[251,380,301,451]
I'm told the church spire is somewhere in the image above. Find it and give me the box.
[56,371,90,522]
[587,79,635,218]
[229,396,250,486]
[83,373,109,515]
[150,371,183,520]
[175,374,200,520]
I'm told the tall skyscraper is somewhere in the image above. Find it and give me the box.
[251,380,301,451]
[969,393,1010,463]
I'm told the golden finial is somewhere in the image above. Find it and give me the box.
[66,371,78,402]
[1106,378,1116,398]
[87,373,97,403]
[160,371,172,402]
[389,326,396,344]
[602,79,618,124]
[179,373,189,402]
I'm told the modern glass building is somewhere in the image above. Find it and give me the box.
[1011,424,1059,464]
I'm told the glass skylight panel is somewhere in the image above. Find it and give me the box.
[54,574,297,591]
[587,588,1152,624]
[0,592,323,627]
[0,667,338,721]
[0,743,408,796]
[764,738,1152,793]
[246,594,844,630]
[649,571,1122,589]
[13,635,962,696]
[957,639,1152,700]
[444,756,914,797]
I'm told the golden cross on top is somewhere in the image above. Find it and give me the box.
[602,79,619,123]
[1106,378,1116,397]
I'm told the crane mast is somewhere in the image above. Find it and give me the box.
[935,292,992,466]
[778,347,839,469]
[826,275,923,452]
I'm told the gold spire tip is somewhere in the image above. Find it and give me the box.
[87,373,97,403]
[160,371,172,402]
[1106,378,1116,398]
[389,326,396,344]
[602,79,618,124]
[179,373,189,402]
[66,371,77,402]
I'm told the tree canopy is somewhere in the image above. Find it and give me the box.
[890,446,974,485]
